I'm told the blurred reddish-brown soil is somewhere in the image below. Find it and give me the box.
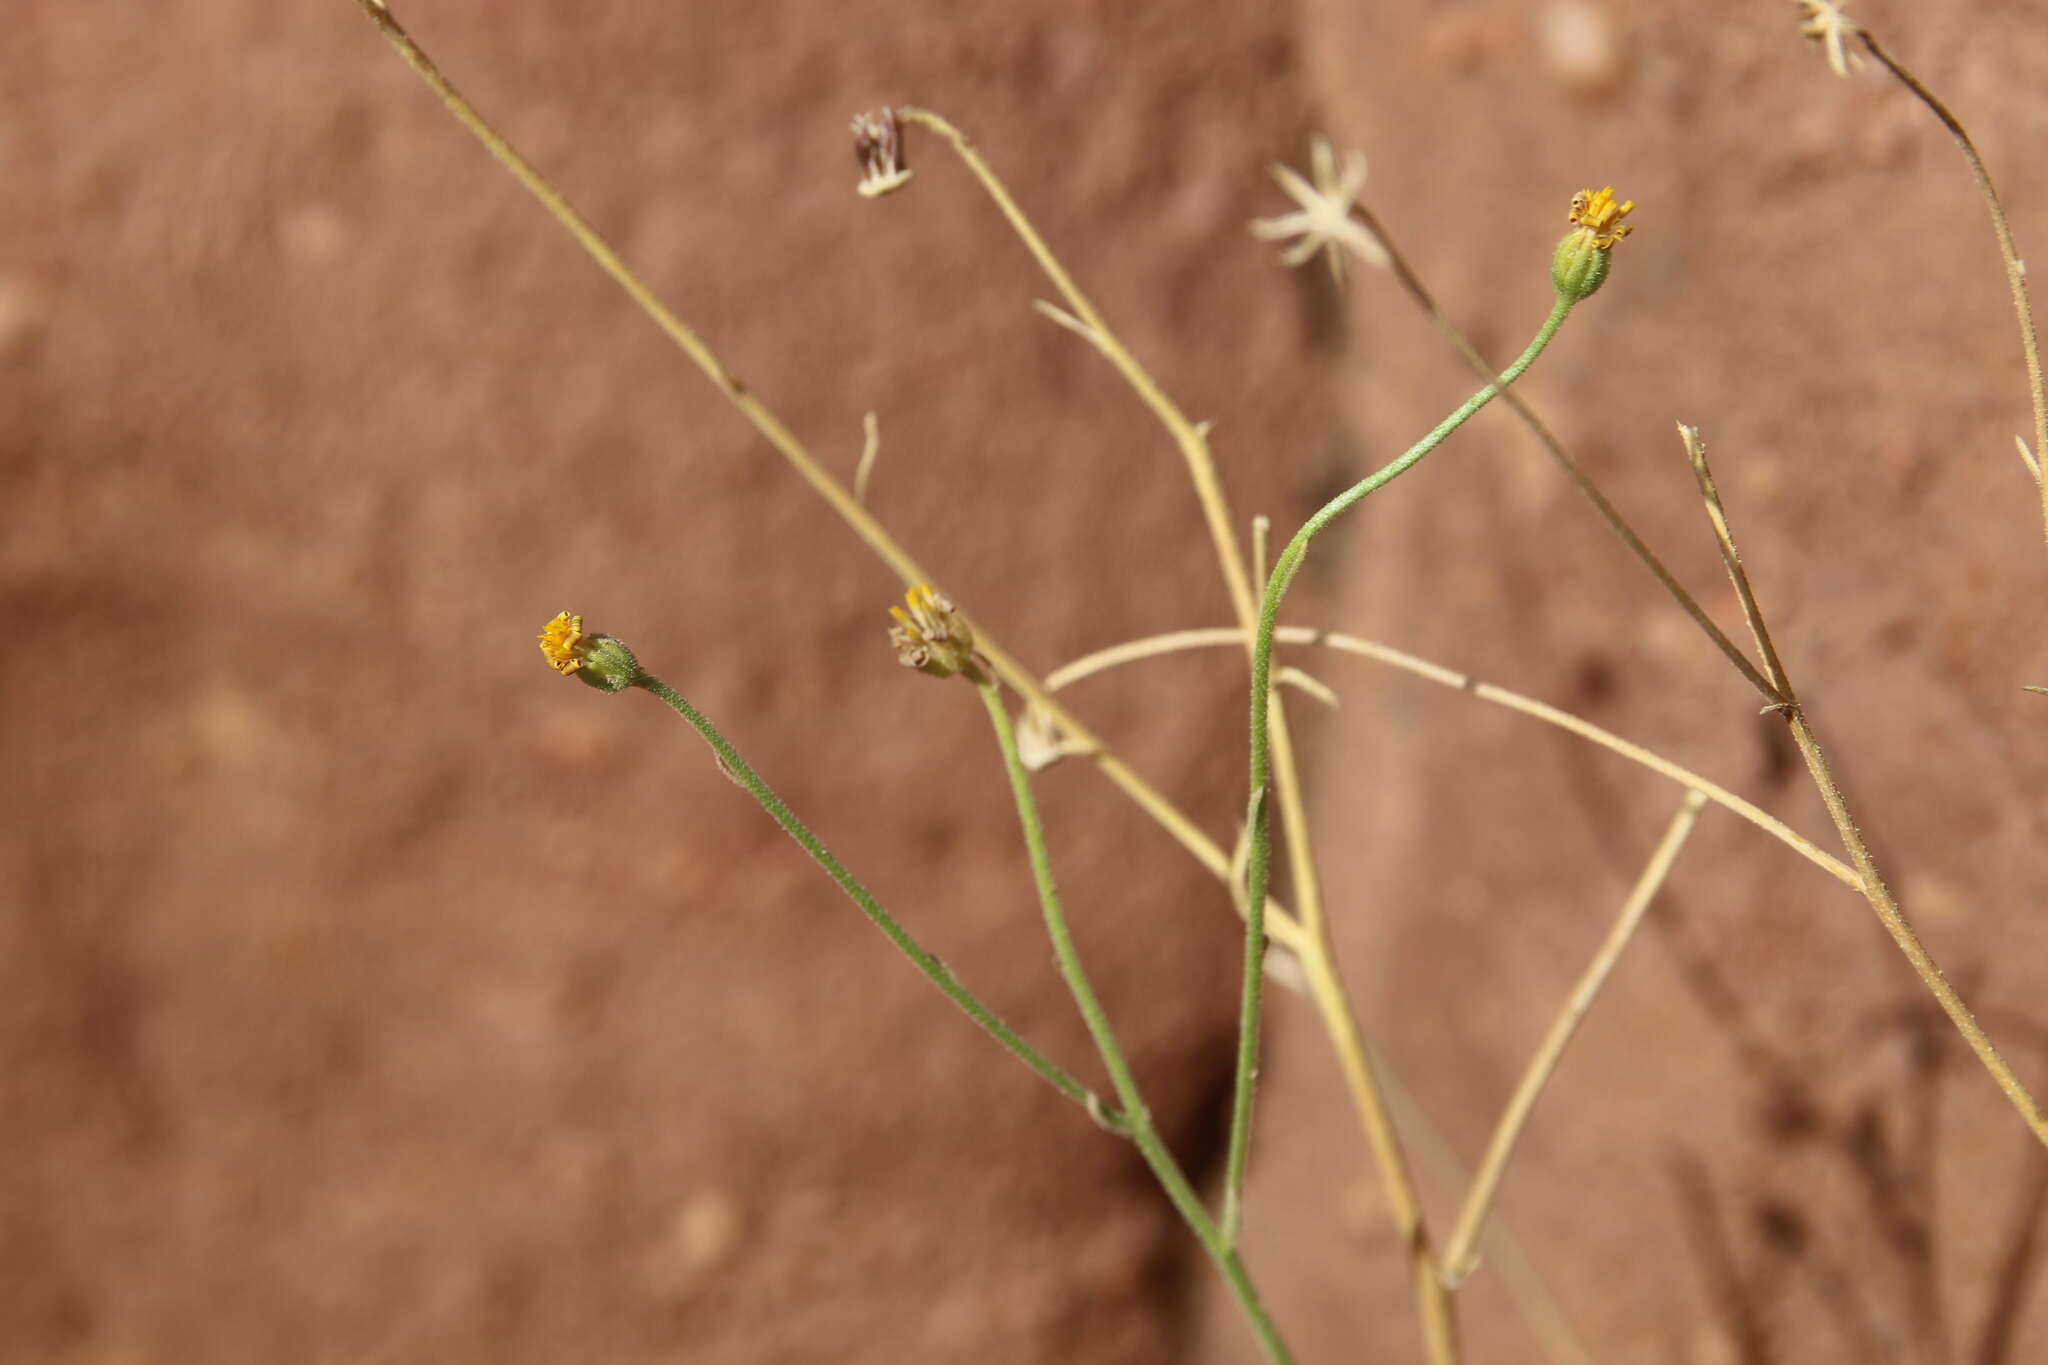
[6,3,2048,1363]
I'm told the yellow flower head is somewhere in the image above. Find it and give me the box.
[1567,187,1635,250]
[887,584,982,681]
[538,611,587,675]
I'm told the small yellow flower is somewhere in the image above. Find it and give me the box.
[1795,0,1864,79]
[538,611,587,675]
[1567,187,1635,249]
[887,585,983,681]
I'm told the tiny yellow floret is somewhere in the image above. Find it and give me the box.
[538,611,587,675]
[1568,187,1635,250]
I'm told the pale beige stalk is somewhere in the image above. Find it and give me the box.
[1439,790,1707,1282]
[1045,626,1855,887]
[1856,31,2048,545]
[1681,423,2048,1148]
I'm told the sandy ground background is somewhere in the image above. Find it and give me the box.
[7,2,2048,1362]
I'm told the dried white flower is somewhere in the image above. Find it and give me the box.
[851,108,912,199]
[1795,0,1864,79]
[1250,136,1389,281]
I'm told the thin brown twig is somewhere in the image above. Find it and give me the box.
[1677,426,1792,699]
[1679,423,2048,1150]
[1856,30,2048,545]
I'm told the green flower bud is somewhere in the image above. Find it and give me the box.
[1551,187,1634,302]
[573,634,641,693]
[1552,233,1611,301]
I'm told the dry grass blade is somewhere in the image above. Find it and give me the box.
[1676,423,2048,1149]
[1677,425,1791,702]
[1440,790,1707,1283]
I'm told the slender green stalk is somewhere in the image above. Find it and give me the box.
[1229,295,1578,1245]
[1352,203,1783,701]
[629,673,1114,1123]
[975,680,1293,1365]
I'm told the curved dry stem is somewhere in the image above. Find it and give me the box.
[1044,627,1331,706]
[854,411,882,505]
[1858,30,2048,544]
[1039,618,1855,886]
[897,109,1257,627]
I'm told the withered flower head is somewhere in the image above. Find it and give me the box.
[851,108,912,199]
[887,584,983,681]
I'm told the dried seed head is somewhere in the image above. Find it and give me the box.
[851,108,912,199]
[887,584,984,681]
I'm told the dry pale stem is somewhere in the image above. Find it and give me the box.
[1682,424,2048,1148]
[1045,626,1854,887]
[1858,31,2048,545]
[894,108,1335,940]
[1440,790,1707,1282]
